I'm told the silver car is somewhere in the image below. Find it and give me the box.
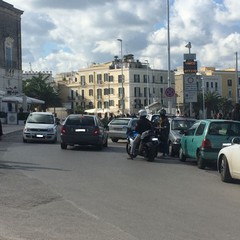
[108,117,138,142]
[23,112,58,143]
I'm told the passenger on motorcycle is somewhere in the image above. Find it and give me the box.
[129,109,152,159]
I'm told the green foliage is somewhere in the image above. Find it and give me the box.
[23,73,62,111]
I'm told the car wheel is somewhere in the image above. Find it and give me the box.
[61,142,67,149]
[103,138,108,147]
[220,155,232,183]
[111,138,118,143]
[179,147,186,162]
[197,151,206,169]
[169,142,175,157]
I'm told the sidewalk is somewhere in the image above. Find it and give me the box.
[1,123,24,135]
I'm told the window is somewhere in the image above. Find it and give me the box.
[118,88,124,97]
[104,73,108,82]
[89,89,93,96]
[89,75,94,83]
[134,87,141,97]
[104,101,109,108]
[104,88,109,95]
[196,123,206,136]
[227,79,232,87]
[97,89,102,99]
[134,74,140,83]
[109,100,114,106]
[5,37,14,68]
[109,88,114,94]
[80,76,85,85]
[186,123,199,136]
[97,74,102,84]
[109,75,114,82]
[160,76,163,83]
[118,75,124,83]
[143,75,148,83]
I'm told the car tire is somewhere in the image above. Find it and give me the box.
[197,151,206,169]
[111,138,118,143]
[61,142,67,149]
[103,138,108,147]
[179,147,186,162]
[220,155,232,183]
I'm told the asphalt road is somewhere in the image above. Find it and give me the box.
[0,131,240,240]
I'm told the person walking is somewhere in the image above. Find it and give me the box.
[231,103,240,121]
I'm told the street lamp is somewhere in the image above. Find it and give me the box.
[145,60,150,106]
[202,76,206,119]
[117,38,124,116]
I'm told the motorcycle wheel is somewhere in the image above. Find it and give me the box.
[147,145,157,162]
[126,142,137,158]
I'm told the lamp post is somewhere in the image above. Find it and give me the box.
[202,76,206,119]
[117,39,124,116]
[145,60,150,106]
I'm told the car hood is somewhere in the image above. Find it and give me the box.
[25,123,56,129]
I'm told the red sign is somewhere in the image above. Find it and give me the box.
[165,87,175,97]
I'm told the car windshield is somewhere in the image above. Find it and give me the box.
[171,119,196,130]
[109,119,130,126]
[208,121,240,136]
[66,116,95,126]
[27,114,54,124]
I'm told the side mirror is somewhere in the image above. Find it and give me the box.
[232,137,240,144]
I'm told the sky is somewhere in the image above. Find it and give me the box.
[7,0,240,76]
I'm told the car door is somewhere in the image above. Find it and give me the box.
[188,122,207,158]
[230,144,240,178]
[182,122,199,158]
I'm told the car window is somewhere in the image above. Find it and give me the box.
[185,122,199,136]
[171,119,196,130]
[66,116,95,126]
[208,122,240,136]
[109,119,130,125]
[195,123,206,136]
[27,114,54,124]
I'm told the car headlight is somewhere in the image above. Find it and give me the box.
[47,128,55,133]
[173,138,181,144]
[23,127,30,132]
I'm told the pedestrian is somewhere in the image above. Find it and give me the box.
[158,109,170,157]
[217,112,223,119]
[231,103,240,121]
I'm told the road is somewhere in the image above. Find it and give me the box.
[0,130,240,240]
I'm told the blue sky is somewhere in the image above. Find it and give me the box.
[7,0,240,75]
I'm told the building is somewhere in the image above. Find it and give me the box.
[0,0,23,114]
[55,55,176,116]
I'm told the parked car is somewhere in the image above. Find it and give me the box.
[108,117,138,142]
[168,117,197,156]
[179,119,240,169]
[23,112,58,143]
[217,137,240,183]
[60,114,108,150]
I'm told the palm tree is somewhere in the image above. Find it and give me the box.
[204,91,221,118]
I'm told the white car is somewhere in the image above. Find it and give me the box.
[217,137,240,183]
[23,112,58,143]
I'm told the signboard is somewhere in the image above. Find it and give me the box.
[184,75,197,103]
[184,53,196,60]
[165,87,175,97]
[183,60,198,74]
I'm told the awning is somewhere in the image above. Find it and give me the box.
[2,96,45,104]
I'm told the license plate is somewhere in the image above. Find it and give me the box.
[75,129,86,132]
[36,134,44,138]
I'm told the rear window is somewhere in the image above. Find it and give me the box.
[109,119,130,126]
[171,119,196,130]
[66,116,95,126]
[208,122,240,136]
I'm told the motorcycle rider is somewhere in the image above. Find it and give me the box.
[158,109,170,157]
[129,109,152,159]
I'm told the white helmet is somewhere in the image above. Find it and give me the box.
[138,109,147,117]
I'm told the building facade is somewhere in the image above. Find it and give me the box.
[0,0,23,112]
[55,55,176,116]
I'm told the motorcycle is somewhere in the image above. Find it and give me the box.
[126,128,159,162]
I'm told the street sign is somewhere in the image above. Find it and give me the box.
[165,87,175,97]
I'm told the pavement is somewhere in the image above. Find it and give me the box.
[1,123,24,135]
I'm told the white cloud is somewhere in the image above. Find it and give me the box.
[7,0,240,75]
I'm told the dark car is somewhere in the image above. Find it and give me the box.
[60,114,108,150]
[168,117,197,156]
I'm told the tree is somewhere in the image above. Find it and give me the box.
[23,73,62,111]
[204,91,221,118]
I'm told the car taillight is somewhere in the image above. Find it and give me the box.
[202,139,212,148]
[61,125,66,134]
[93,127,100,135]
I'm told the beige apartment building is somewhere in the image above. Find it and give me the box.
[56,55,176,117]
[175,66,240,117]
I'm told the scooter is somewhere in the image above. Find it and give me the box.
[126,128,159,162]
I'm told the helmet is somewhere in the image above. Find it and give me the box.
[158,108,166,116]
[138,109,147,117]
